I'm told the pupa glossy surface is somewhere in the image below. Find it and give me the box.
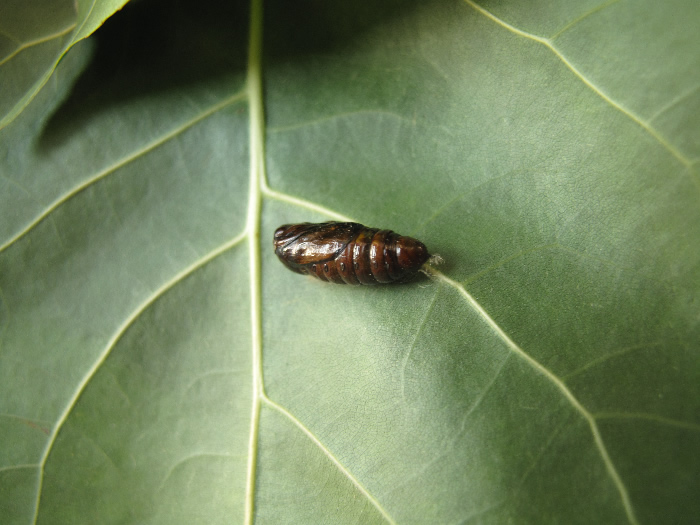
[273,221,431,285]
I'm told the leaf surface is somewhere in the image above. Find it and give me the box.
[0,0,130,128]
[1,0,699,523]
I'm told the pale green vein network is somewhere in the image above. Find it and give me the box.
[0,0,96,129]
[31,232,247,523]
[460,415,574,523]
[426,268,639,525]
[562,341,663,381]
[387,351,513,501]
[400,288,439,401]
[462,243,558,285]
[0,464,40,474]
[157,453,239,492]
[548,0,621,41]
[242,2,398,522]
[0,413,50,427]
[257,178,639,524]
[465,240,674,293]
[69,0,97,44]
[0,0,676,522]
[10,1,666,521]
[0,24,76,67]
[262,184,352,222]
[464,0,691,170]
[262,396,398,525]
[648,82,700,124]
[0,92,246,254]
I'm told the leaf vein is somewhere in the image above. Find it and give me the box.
[387,352,512,500]
[424,266,639,525]
[0,92,246,254]
[0,463,41,474]
[549,0,622,41]
[261,184,353,222]
[463,0,691,169]
[0,24,76,67]
[400,287,440,402]
[30,232,246,523]
[648,81,700,124]
[262,395,397,525]
[157,453,240,492]
[463,243,558,285]
[562,341,664,381]
[243,1,265,522]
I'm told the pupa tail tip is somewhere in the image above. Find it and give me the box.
[428,254,444,266]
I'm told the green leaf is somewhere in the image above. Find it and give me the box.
[1,0,699,523]
[0,0,130,128]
